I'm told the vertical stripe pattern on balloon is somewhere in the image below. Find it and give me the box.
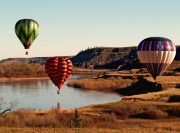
[137,37,176,80]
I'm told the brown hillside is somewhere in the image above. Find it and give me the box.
[71,46,180,71]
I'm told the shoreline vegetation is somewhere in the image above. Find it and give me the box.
[0,63,106,80]
[1,67,180,132]
[0,77,49,80]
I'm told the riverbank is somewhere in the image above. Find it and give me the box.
[72,68,111,74]
[67,74,180,101]
[1,73,180,132]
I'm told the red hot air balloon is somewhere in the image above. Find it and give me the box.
[45,57,72,94]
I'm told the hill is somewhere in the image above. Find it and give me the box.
[71,46,180,71]
[0,46,180,71]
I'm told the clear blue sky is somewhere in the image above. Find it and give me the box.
[0,0,180,59]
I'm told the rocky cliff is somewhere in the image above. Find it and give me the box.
[71,46,180,71]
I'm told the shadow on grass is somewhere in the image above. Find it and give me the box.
[173,68,180,72]
[115,78,162,96]
[168,95,180,102]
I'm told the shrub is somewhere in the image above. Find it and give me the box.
[166,106,180,117]
[0,63,46,78]
[130,109,168,119]
[98,113,116,123]
[160,83,173,90]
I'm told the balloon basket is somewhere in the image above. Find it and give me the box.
[57,90,60,94]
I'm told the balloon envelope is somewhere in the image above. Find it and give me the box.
[137,37,176,80]
[45,57,72,93]
[15,19,40,49]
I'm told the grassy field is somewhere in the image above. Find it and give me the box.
[0,100,180,133]
[123,88,180,101]
[0,123,179,133]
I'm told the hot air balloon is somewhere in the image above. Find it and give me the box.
[15,19,40,55]
[137,37,176,80]
[45,57,72,94]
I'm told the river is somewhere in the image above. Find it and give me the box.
[0,75,122,111]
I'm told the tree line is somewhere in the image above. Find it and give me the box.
[0,62,47,78]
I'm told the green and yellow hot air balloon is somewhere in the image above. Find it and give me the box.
[15,19,40,55]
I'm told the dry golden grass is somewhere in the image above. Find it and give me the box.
[123,88,180,101]
[72,68,110,75]
[78,100,180,120]
[67,77,133,91]
[0,100,180,132]
[0,119,179,133]
[95,72,180,84]
[0,127,126,133]
[145,76,180,84]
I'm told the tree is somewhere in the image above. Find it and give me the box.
[72,108,82,128]
[0,97,18,115]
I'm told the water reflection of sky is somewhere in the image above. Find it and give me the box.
[0,75,122,111]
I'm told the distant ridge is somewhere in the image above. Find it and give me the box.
[0,56,73,65]
[70,45,180,71]
[0,46,180,71]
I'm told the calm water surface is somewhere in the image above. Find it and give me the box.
[0,75,122,111]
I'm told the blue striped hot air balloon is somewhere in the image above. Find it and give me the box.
[137,37,176,80]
